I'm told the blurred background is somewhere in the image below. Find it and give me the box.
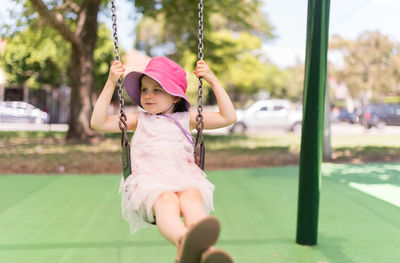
[0,0,400,174]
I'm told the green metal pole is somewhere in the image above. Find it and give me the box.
[296,0,330,246]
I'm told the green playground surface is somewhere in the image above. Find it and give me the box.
[0,163,399,263]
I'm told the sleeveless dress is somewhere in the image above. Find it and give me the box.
[118,111,215,234]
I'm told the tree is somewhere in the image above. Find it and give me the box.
[1,14,116,130]
[330,31,400,104]
[134,1,276,103]
[94,24,120,91]
[134,0,274,61]
[187,30,274,103]
[281,61,305,102]
[389,42,400,97]
[1,25,69,90]
[1,22,116,89]
[3,0,276,142]
[23,0,104,142]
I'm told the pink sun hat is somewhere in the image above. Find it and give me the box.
[124,56,190,110]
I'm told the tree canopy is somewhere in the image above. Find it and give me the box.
[329,31,400,103]
[133,0,279,104]
[2,15,117,92]
[1,25,68,89]
[134,0,275,60]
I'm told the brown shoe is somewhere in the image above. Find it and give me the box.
[201,249,234,263]
[175,216,220,263]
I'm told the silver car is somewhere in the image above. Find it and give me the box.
[230,99,303,133]
[0,101,49,124]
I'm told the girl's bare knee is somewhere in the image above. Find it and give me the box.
[179,187,207,227]
[179,187,203,203]
[154,191,179,209]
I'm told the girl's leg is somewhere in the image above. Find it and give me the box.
[153,191,187,247]
[177,188,233,262]
[178,187,208,227]
[178,188,222,262]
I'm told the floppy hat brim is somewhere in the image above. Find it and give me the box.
[124,71,190,110]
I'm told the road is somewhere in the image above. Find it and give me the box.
[0,123,68,132]
[0,122,399,135]
[205,122,400,135]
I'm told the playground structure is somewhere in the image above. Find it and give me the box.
[296,0,330,245]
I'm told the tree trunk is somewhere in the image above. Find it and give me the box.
[66,2,101,142]
[30,0,103,142]
[67,46,96,142]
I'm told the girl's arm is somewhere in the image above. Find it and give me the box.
[190,60,237,131]
[91,61,139,132]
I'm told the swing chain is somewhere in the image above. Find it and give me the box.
[110,0,128,140]
[196,0,204,128]
[111,0,131,180]
[194,0,205,170]
[197,0,204,60]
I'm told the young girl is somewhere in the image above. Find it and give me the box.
[91,56,236,263]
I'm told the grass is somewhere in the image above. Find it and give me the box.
[0,131,399,174]
[1,130,400,154]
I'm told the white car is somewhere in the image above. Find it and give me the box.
[0,101,49,124]
[230,99,303,133]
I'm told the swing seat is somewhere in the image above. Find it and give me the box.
[121,139,131,180]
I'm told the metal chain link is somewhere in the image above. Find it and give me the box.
[196,0,204,132]
[110,0,128,136]
[194,0,205,170]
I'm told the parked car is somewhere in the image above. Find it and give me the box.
[338,109,359,124]
[358,104,400,129]
[0,101,49,124]
[230,99,302,133]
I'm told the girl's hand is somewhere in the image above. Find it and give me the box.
[193,60,217,84]
[108,60,125,85]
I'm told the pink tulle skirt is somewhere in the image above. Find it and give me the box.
[118,149,215,234]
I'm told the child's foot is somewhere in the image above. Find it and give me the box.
[175,216,220,263]
[201,248,234,263]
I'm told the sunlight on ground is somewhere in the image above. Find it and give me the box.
[349,183,400,207]
[323,162,400,207]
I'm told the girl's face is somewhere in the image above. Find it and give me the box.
[140,76,180,114]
